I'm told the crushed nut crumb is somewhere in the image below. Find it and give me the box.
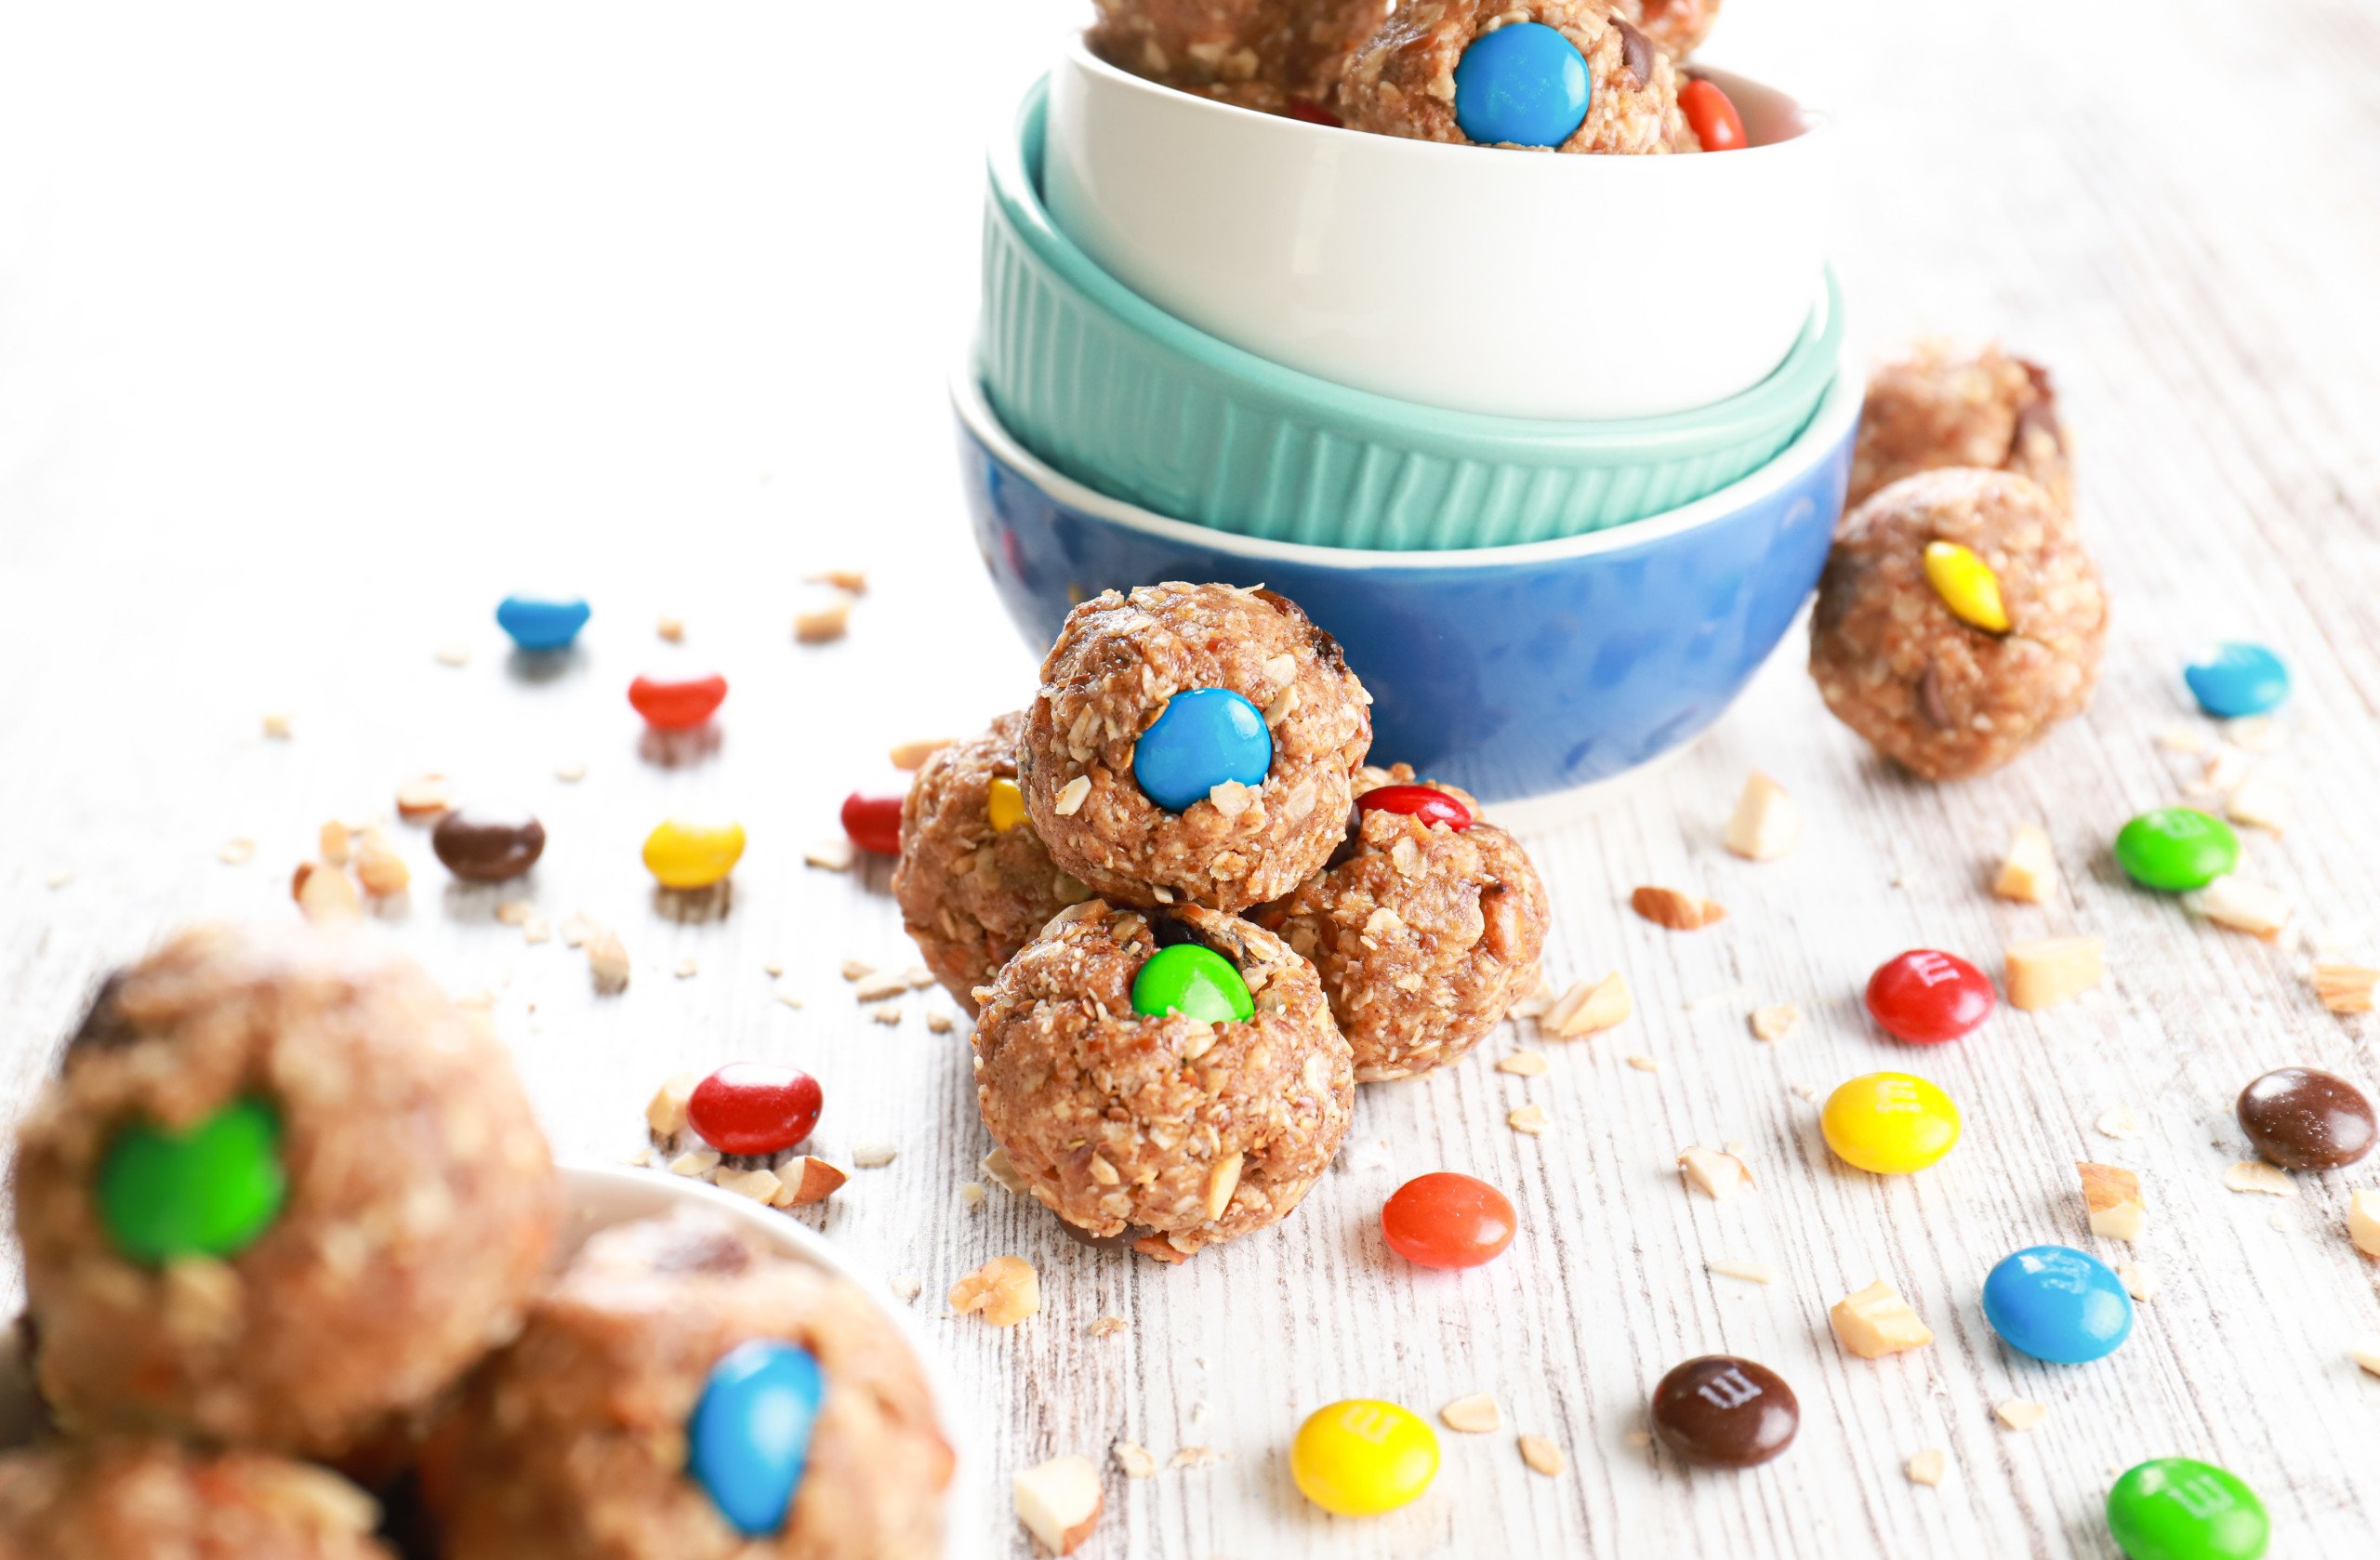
[1708,1260,1778,1285]
[1053,775,1091,816]
[1678,1146,1754,1200]
[218,839,257,865]
[1992,822,2058,904]
[555,758,588,782]
[1626,1054,1659,1072]
[433,642,469,667]
[2116,1262,2158,1302]
[1724,771,1801,861]
[1631,886,1726,931]
[1830,1280,1934,1357]
[891,1275,923,1301]
[2314,964,2379,1014]
[775,1157,847,1207]
[668,1150,721,1178]
[889,738,952,771]
[926,1012,954,1034]
[655,614,684,641]
[948,1255,1039,1327]
[2185,876,2289,939]
[2005,937,2103,1011]
[1906,1448,1947,1486]
[805,839,855,871]
[2078,1161,2146,1240]
[1439,1393,1501,1434]
[794,599,852,643]
[2096,1107,2145,1140]
[1508,1104,1551,1135]
[1749,1002,1801,1042]
[1496,1051,1548,1077]
[1113,1441,1156,1478]
[852,1142,898,1168]
[2223,1160,2294,1196]
[1518,1434,1566,1477]
[1169,1447,1223,1470]
[713,1167,783,1203]
[1089,1315,1127,1339]
[1994,1400,2048,1433]
[1547,972,1631,1038]
[394,773,453,818]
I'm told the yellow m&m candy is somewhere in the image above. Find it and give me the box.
[1922,540,2010,633]
[1290,1399,1438,1516]
[985,776,1028,833]
[1822,1072,1962,1173]
[641,818,747,890]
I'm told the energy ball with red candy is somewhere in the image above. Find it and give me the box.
[1021,584,1372,913]
[892,712,1086,1010]
[421,1211,952,1560]
[972,901,1355,1263]
[0,1438,392,1560]
[1342,0,1697,154]
[1252,767,1549,1080]
[1847,339,2073,513]
[1811,469,2108,783]
[12,923,558,1459]
[1087,0,1389,119]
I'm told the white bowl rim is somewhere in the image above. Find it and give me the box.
[1062,36,1831,159]
[955,345,1861,570]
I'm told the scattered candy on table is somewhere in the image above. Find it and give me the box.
[1981,1245,2135,1364]
[1451,22,1591,149]
[642,818,746,890]
[2234,1066,2375,1170]
[1922,539,2011,632]
[1130,687,1272,813]
[98,1097,286,1263]
[1678,76,1746,152]
[2183,642,2289,719]
[1650,1355,1799,1468]
[687,1339,826,1536]
[687,1064,824,1157]
[495,594,590,652]
[840,792,904,856]
[430,805,546,883]
[628,671,729,731]
[1381,1172,1515,1269]
[1357,784,1474,831]
[2106,1458,2270,1560]
[1130,943,1254,1024]
[2115,807,2240,892]
[1821,1073,1962,1174]
[985,776,1028,833]
[1289,1399,1439,1516]
[1865,948,1996,1044]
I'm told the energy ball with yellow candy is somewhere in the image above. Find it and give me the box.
[1822,1072,1962,1173]
[1291,1399,1439,1516]
[1811,468,2107,782]
[892,712,1078,1010]
[641,817,745,889]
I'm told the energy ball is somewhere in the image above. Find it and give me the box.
[1022,583,1372,913]
[972,901,1355,1263]
[1088,0,1389,119]
[1811,469,2108,783]
[1251,768,1550,1081]
[0,1439,391,1560]
[422,1211,951,1560]
[1847,339,2072,512]
[893,711,1088,1010]
[1342,0,1697,154]
[13,923,559,1459]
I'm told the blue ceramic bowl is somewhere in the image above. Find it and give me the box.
[955,356,1860,807]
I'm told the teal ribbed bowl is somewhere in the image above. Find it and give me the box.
[982,78,1844,551]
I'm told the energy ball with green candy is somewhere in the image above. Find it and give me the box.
[972,900,1355,1262]
[12,923,558,1458]
[0,1438,393,1560]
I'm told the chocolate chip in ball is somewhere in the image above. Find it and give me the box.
[1326,799,1367,869]
[431,806,547,883]
[1651,1355,1799,1469]
[1614,17,1656,90]
[1054,1211,1144,1254]
[1917,662,1953,730]
[2237,1066,2377,1170]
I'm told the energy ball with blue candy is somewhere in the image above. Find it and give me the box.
[496,593,591,651]
[1343,0,1698,154]
[1981,1245,2135,1364]
[1023,582,1374,911]
[2183,641,2289,719]
[423,1210,954,1560]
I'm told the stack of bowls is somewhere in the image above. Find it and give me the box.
[956,42,1858,813]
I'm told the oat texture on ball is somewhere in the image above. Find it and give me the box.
[12,923,559,1459]
[0,1438,391,1560]
[1342,0,1697,153]
[893,711,1086,1010]
[1088,0,1390,118]
[422,1211,952,1560]
[972,901,1355,1262]
[1022,584,1372,912]
[1811,469,2108,782]
[1253,766,1550,1081]
[1848,339,2072,512]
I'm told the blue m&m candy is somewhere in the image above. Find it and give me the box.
[1981,1245,2134,1364]
[688,1340,826,1535]
[1132,688,1271,813]
[496,595,591,651]
[2183,642,2289,719]
[1452,22,1591,148]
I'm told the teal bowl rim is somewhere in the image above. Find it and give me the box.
[954,344,1865,567]
[989,75,1844,463]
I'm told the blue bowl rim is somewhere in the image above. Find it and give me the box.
[954,347,1864,571]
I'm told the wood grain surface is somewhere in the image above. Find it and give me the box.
[2,2,2377,1556]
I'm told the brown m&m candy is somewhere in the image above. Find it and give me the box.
[1651,1355,1798,1468]
[2236,1067,2376,1170]
[431,806,547,883]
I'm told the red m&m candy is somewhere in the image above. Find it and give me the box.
[840,792,904,856]
[1865,949,1994,1045]
[1358,786,1474,832]
[1679,77,1747,152]
[687,1064,823,1156]
[629,672,728,731]
[1381,1172,1515,1269]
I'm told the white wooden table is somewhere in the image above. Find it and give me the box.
[2,3,2377,1556]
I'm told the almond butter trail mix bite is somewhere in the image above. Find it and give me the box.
[1847,339,2073,513]
[972,902,1355,1263]
[1087,0,1390,119]
[12,923,558,1460]
[0,1438,394,1560]
[1021,583,1372,914]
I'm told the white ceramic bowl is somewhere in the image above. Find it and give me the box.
[1043,40,1832,421]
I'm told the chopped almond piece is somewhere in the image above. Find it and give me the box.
[2350,1189,2380,1257]
[1991,822,2058,903]
[1547,972,1631,1038]
[1749,1002,1801,1042]
[2226,773,2293,832]
[2117,1262,2158,1302]
[1508,1104,1551,1136]
[853,970,910,1001]
[712,1167,783,1204]
[949,1255,1040,1327]
[1631,886,1726,931]
[774,1157,848,1208]
[668,1150,721,1178]
[1678,1146,1753,1200]
[1204,1153,1242,1221]
[2096,1106,2144,1140]
[1518,1434,1566,1477]
[587,932,631,994]
[1440,1393,1501,1434]
[1052,776,1091,816]
[218,839,257,866]
[1708,1260,1778,1284]
[1012,1455,1102,1554]
[805,839,855,871]
[2005,937,2103,1011]
[1906,1448,1947,1486]
[2315,965,2380,1014]
[291,862,360,923]
[982,1147,1028,1194]
[807,568,867,595]
[1995,1400,2048,1433]
[794,599,851,643]
[645,1070,700,1138]
[1496,1051,1548,1077]
[1830,1280,1935,1358]
[2077,1161,2146,1240]
[1724,771,1802,861]
[2223,1161,2294,1197]
[1112,1441,1156,1479]
[1626,1054,1659,1072]
[353,829,411,895]
[889,738,952,771]
[2185,876,2290,939]
[319,821,351,866]
[394,773,453,819]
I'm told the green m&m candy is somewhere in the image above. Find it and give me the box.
[2115,807,2240,892]
[98,1097,287,1263]
[2106,1458,2268,1560]
[1130,945,1253,1025]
